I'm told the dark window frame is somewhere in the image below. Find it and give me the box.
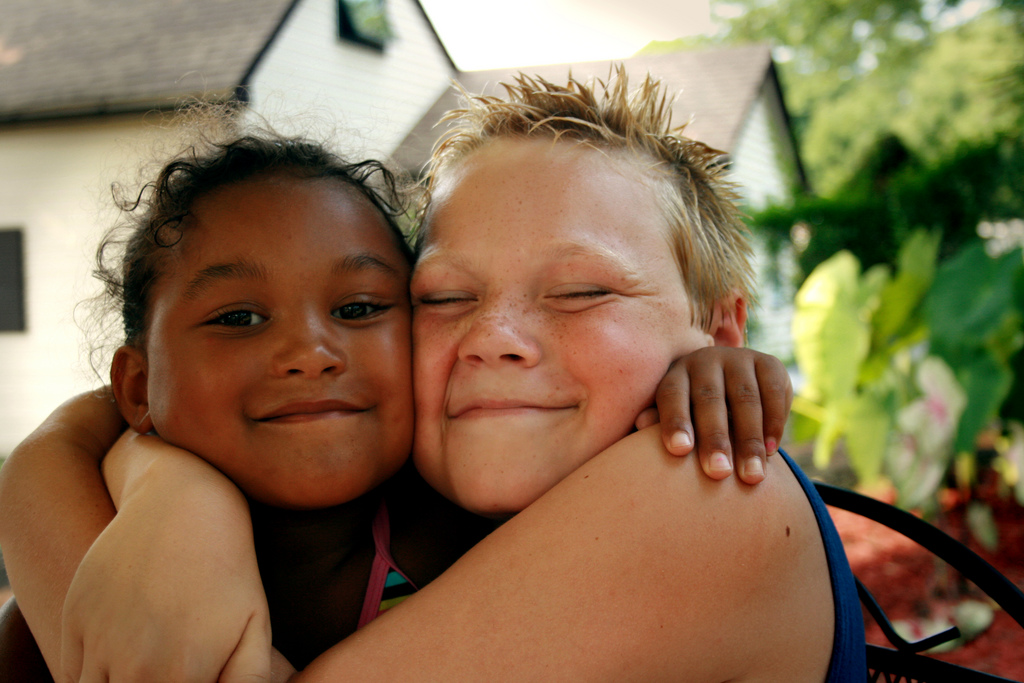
[338,0,392,50]
[0,229,26,332]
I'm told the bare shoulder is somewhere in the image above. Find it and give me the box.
[299,427,835,682]
[528,426,836,679]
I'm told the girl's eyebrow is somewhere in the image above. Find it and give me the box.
[332,252,402,277]
[183,252,402,301]
[183,258,268,301]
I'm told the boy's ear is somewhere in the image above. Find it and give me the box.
[708,291,747,348]
[111,346,154,434]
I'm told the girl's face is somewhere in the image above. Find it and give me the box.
[411,139,714,518]
[129,174,413,509]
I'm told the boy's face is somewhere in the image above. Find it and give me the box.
[411,139,714,518]
[137,174,414,508]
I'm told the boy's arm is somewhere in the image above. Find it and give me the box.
[0,389,122,676]
[640,347,793,484]
[60,432,272,682]
[292,427,833,682]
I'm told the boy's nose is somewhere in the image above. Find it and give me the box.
[457,304,541,368]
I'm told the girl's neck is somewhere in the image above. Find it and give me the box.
[248,487,382,565]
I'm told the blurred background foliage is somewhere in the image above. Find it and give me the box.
[647,0,1024,533]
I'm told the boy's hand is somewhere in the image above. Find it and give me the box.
[61,432,271,683]
[635,347,792,484]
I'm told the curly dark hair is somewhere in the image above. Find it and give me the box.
[94,130,412,348]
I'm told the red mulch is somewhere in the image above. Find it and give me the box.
[829,483,1024,680]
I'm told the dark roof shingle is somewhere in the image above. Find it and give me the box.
[0,0,298,121]
[393,45,774,173]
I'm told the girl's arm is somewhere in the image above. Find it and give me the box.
[61,432,272,682]
[0,392,273,682]
[0,390,122,675]
[295,428,834,682]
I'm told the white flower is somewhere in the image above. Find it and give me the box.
[888,356,967,509]
[897,356,967,459]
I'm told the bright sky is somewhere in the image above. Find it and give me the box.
[417,0,717,71]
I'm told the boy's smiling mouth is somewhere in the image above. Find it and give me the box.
[448,399,575,419]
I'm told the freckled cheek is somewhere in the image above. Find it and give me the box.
[413,317,461,402]
[568,318,669,407]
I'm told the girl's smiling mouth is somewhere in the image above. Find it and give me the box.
[256,400,367,423]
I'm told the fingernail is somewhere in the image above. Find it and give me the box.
[744,458,765,479]
[710,452,731,473]
[670,431,692,451]
[766,439,778,455]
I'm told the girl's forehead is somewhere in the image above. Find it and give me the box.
[172,176,410,273]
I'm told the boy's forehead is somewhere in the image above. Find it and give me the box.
[432,138,671,222]
[420,137,680,267]
[428,138,665,224]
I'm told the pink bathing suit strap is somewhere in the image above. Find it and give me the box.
[357,499,417,629]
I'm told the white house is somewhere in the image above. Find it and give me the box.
[395,45,806,208]
[0,0,458,456]
[0,1,804,456]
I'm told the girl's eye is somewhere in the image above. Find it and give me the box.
[211,310,266,327]
[333,302,388,320]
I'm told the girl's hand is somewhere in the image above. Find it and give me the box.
[60,432,272,683]
[635,347,792,484]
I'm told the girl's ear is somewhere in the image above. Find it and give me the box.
[111,346,154,434]
[708,291,747,348]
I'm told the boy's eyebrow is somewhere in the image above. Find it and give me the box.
[183,259,269,300]
[543,242,641,278]
[415,241,642,279]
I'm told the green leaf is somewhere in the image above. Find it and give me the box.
[966,501,999,552]
[872,229,939,346]
[954,599,995,642]
[813,404,844,469]
[927,243,1023,359]
[843,391,894,483]
[793,252,873,404]
[953,350,1013,453]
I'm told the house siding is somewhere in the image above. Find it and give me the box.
[247,0,454,156]
[730,82,797,211]
[0,0,455,456]
[729,84,801,360]
[0,116,185,456]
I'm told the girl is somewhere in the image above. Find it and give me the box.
[0,115,791,680]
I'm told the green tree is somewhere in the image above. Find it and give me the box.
[643,1,1024,195]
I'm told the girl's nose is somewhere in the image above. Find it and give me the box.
[273,315,346,377]
[457,304,541,368]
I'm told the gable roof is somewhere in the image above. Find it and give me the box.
[0,0,300,122]
[392,44,777,174]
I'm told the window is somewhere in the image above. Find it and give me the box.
[0,229,25,331]
[338,0,392,49]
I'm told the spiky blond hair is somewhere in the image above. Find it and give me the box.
[417,67,755,329]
